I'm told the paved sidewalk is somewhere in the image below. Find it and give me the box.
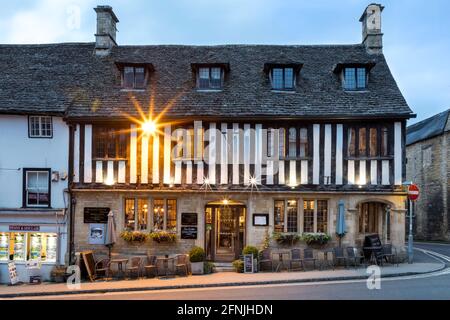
[0,261,445,299]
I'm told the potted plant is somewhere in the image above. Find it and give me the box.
[149,231,177,243]
[203,261,215,274]
[242,245,259,272]
[189,246,205,275]
[232,259,244,273]
[302,233,331,247]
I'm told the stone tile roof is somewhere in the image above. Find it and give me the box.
[406,109,450,145]
[0,42,413,119]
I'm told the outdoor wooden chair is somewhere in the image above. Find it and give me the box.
[381,244,399,267]
[346,247,365,269]
[303,249,317,270]
[94,258,110,280]
[175,254,189,277]
[333,247,348,269]
[290,248,304,271]
[127,256,143,279]
[144,255,157,278]
[258,249,273,272]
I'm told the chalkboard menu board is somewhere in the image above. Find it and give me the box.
[181,213,198,226]
[80,251,96,282]
[181,227,197,239]
[244,254,254,273]
[84,207,110,224]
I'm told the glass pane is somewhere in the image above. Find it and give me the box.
[137,199,148,230]
[29,233,42,260]
[30,117,39,136]
[344,68,356,90]
[153,199,164,231]
[267,128,274,157]
[286,200,298,232]
[381,127,389,156]
[288,128,296,157]
[357,68,366,89]
[284,68,294,89]
[303,200,314,233]
[0,233,9,261]
[12,233,26,261]
[348,128,356,157]
[40,117,52,137]
[272,68,283,90]
[316,200,328,233]
[299,128,308,157]
[124,198,135,230]
[278,128,285,158]
[27,172,38,189]
[37,172,49,190]
[274,200,285,232]
[359,128,366,156]
[45,234,57,262]
[199,68,209,79]
[369,128,377,157]
[123,67,134,89]
[134,67,145,88]
[166,199,177,232]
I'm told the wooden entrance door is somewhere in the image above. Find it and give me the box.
[205,205,246,262]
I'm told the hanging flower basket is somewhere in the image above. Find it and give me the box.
[301,233,331,246]
[272,232,302,246]
[120,230,148,243]
[149,231,177,243]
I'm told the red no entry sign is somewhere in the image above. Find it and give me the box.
[408,184,420,201]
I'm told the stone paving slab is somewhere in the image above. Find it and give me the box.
[0,262,445,298]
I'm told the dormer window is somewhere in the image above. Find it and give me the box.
[271,68,294,90]
[124,66,145,89]
[344,67,366,90]
[191,63,229,91]
[198,67,223,90]
[115,62,154,90]
[264,63,302,92]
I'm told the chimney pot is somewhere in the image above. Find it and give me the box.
[94,6,119,55]
[359,3,384,54]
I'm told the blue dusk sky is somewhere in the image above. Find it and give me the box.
[0,0,449,124]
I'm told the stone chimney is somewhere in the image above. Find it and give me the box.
[359,3,384,54]
[94,6,119,55]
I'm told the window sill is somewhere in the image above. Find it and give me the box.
[271,89,296,93]
[345,156,393,161]
[196,89,223,92]
[120,88,146,92]
[344,89,369,93]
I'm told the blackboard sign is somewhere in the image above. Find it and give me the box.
[84,207,110,224]
[244,254,254,273]
[181,213,198,226]
[80,251,96,282]
[181,227,197,239]
[363,234,383,261]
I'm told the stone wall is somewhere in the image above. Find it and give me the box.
[72,191,407,260]
[406,130,450,241]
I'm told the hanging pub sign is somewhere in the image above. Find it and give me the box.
[181,227,198,239]
[83,207,110,224]
[244,254,254,273]
[181,213,198,226]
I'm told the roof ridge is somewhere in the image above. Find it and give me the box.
[407,108,450,130]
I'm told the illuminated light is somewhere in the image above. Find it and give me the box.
[104,177,115,186]
[358,185,363,189]
[204,177,210,185]
[223,199,229,205]
[249,177,257,185]
[142,120,157,135]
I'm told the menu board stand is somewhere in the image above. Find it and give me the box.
[7,261,22,286]
[244,254,254,273]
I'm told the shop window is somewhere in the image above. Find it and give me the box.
[153,199,177,232]
[0,233,57,263]
[286,200,298,232]
[303,200,314,233]
[24,169,50,208]
[274,200,285,232]
[124,198,149,231]
[274,199,298,232]
[303,200,329,233]
[93,126,128,159]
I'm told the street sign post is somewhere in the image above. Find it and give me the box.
[407,184,419,264]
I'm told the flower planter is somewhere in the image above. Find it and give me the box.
[191,261,204,275]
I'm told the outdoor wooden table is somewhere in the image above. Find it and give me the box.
[271,251,291,272]
[109,258,129,279]
[157,256,175,279]
[363,246,383,266]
